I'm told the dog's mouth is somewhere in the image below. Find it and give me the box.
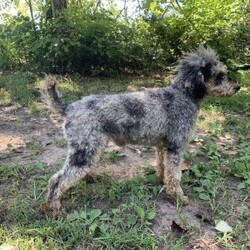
[215,87,240,97]
[225,85,241,96]
[208,84,241,97]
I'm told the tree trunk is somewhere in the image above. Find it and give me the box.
[51,0,67,16]
[26,0,37,35]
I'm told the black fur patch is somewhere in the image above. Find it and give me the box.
[102,119,140,136]
[86,99,98,109]
[65,121,71,130]
[148,90,174,109]
[122,97,145,118]
[71,149,86,165]
[201,63,212,81]
[70,148,94,167]
[162,91,174,100]
[121,120,140,134]
[102,120,120,135]
[162,91,174,109]
[215,72,225,85]
[85,96,103,110]
[69,141,94,167]
[190,72,207,100]
[167,143,180,154]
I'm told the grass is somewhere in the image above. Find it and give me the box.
[0,70,249,249]
[102,150,126,163]
[0,72,38,106]
[0,165,173,249]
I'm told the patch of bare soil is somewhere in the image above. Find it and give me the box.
[0,106,66,166]
[152,196,218,249]
[0,106,244,248]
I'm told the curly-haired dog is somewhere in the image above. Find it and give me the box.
[41,47,240,214]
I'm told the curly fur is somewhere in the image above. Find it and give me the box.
[40,46,240,214]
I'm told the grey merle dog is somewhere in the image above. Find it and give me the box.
[41,47,240,215]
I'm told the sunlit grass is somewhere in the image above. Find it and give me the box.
[0,88,12,105]
[0,72,37,106]
[28,101,46,114]
[235,70,250,87]
[197,105,225,131]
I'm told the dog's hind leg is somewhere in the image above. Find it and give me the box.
[163,147,188,205]
[41,134,108,214]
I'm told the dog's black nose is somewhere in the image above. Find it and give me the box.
[235,86,241,91]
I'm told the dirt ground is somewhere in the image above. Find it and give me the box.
[0,105,244,249]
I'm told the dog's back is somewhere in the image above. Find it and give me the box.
[64,86,198,147]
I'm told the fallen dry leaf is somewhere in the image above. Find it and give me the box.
[191,237,220,250]
[181,162,191,170]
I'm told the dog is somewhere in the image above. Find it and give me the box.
[40,47,240,214]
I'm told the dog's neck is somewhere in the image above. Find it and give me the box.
[172,74,206,105]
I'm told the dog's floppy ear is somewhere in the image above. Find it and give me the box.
[185,69,207,100]
[200,63,213,81]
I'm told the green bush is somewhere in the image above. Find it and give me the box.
[0,0,249,74]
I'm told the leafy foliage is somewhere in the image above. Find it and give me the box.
[0,0,249,74]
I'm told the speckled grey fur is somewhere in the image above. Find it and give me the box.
[41,47,240,214]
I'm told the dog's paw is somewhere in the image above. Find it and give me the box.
[40,202,66,217]
[40,202,52,213]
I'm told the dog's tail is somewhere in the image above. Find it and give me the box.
[41,75,67,116]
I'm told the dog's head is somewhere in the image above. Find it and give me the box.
[176,46,240,100]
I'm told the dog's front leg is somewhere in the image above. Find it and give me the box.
[156,147,164,184]
[163,147,188,205]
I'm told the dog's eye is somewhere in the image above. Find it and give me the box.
[215,73,225,85]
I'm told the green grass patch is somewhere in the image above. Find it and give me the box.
[182,132,250,248]
[204,90,249,113]
[102,150,126,163]
[234,70,250,87]
[0,170,180,249]
[0,70,249,249]
[0,72,38,106]
[0,88,12,105]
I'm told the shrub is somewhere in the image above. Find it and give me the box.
[0,0,249,74]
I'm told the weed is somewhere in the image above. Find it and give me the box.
[141,145,154,152]
[229,135,250,190]
[27,142,45,155]
[102,150,125,163]
[0,163,23,182]
[0,88,11,105]
[56,138,68,148]
[28,101,45,114]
